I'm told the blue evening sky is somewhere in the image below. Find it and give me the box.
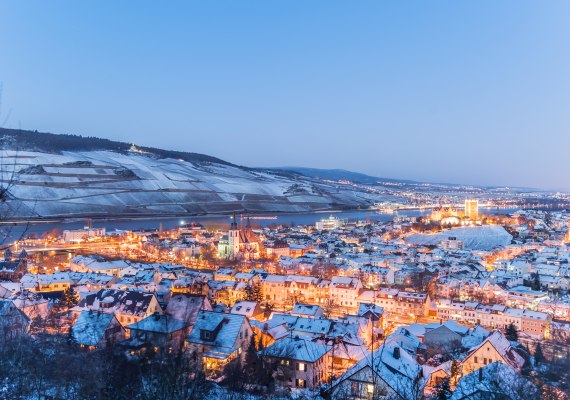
[0,1,568,189]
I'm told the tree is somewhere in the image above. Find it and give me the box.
[434,378,452,400]
[244,284,255,301]
[505,323,519,342]
[60,286,79,310]
[450,359,461,385]
[531,273,541,291]
[322,298,339,318]
[199,243,217,262]
[251,282,263,303]
[28,315,46,335]
[244,282,263,303]
[243,335,262,385]
[534,342,545,366]
[263,302,274,319]
[222,357,247,391]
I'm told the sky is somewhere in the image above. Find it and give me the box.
[0,1,569,190]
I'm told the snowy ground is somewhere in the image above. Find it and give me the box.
[405,225,513,250]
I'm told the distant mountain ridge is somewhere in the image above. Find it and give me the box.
[269,167,417,185]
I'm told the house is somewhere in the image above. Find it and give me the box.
[0,299,30,337]
[8,291,49,319]
[450,362,537,400]
[73,289,163,328]
[21,272,71,292]
[423,361,452,396]
[357,303,385,329]
[72,311,125,350]
[126,313,190,353]
[332,316,373,347]
[291,303,323,318]
[250,319,289,349]
[424,325,463,352]
[329,276,363,313]
[261,336,331,389]
[330,341,423,400]
[385,327,421,354]
[461,330,526,374]
[314,337,369,379]
[165,294,212,325]
[70,255,130,276]
[230,300,263,320]
[186,311,253,377]
[461,325,490,349]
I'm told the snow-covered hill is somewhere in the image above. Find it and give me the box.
[0,147,385,219]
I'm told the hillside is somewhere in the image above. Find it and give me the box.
[0,128,388,219]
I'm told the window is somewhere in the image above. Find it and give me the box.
[297,362,306,371]
[296,379,306,388]
[351,382,360,396]
[474,356,478,363]
[367,384,374,394]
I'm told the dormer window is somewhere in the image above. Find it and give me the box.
[200,330,213,341]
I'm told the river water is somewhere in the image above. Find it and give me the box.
[0,206,517,244]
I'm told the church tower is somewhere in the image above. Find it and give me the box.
[228,213,240,259]
[4,248,12,261]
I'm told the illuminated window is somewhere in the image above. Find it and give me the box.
[297,362,306,371]
[367,384,374,393]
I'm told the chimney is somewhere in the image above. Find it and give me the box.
[478,367,483,382]
[393,346,400,359]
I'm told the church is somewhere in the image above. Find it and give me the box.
[0,248,28,282]
[217,215,260,260]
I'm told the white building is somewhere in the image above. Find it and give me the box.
[315,215,346,231]
[63,227,106,243]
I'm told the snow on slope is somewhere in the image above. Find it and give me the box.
[0,149,387,218]
[405,225,513,250]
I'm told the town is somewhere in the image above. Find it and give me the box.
[0,200,568,399]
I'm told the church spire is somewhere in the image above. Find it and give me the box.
[230,212,238,230]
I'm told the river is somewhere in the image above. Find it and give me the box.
[0,206,518,244]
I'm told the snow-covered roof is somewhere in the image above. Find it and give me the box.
[72,311,117,346]
[261,337,331,362]
[450,362,536,400]
[187,311,250,358]
[333,341,422,400]
[465,330,525,370]
[165,294,210,324]
[75,288,160,317]
[291,303,323,317]
[230,300,259,317]
[127,313,188,333]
